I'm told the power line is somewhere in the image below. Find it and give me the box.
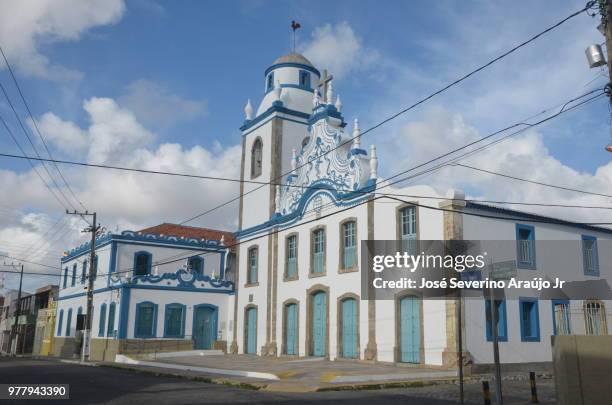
[452,162,612,199]
[0,82,77,211]
[0,254,61,269]
[0,45,87,212]
[0,114,74,213]
[176,2,597,225]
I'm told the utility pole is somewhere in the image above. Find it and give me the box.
[604,0,612,85]
[488,259,503,405]
[66,210,98,362]
[2,261,23,355]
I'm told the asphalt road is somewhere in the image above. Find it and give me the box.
[0,358,555,404]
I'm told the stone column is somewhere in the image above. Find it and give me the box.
[439,190,471,370]
[364,197,378,360]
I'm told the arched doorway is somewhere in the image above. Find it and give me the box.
[340,297,358,358]
[310,291,327,357]
[398,295,421,363]
[245,306,257,354]
[284,302,298,355]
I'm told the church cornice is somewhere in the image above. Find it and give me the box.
[264,62,320,78]
[240,102,310,133]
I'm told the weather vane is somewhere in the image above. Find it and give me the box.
[291,20,301,53]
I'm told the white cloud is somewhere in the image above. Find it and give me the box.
[301,21,378,78]
[118,79,207,128]
[381,107,612,225]
[0,95,241,291]
[0,0,126,80]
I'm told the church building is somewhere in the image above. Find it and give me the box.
[56,51,612,369]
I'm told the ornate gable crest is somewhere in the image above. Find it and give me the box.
[279,102,378,217]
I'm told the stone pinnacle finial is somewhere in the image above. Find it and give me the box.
[244,99,253,120]
[370,145,378,179]
[220,234,225,246]
[313,88,320,107]
[326,80,333,104]
[275,185,281,213]
[335,95,342,111]
[352,118,361,149]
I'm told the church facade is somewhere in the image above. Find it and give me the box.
[229,52,612,368]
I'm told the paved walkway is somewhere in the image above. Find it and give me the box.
[115,352,459,392]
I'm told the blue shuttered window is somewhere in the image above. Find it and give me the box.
[71,264,76,287]
[519,298,540,342]
[134,251,152,276]
[342,221,357,269]
[299,70,310,88]
[164,304,185,338]
[400,206,417,253]
[65,309,72,337]
[516,224,536,269]
[81,261,87,283]
[248,247,258,284]
[286,235,297,278]
[485,299,508,342]
[135,302,157,338]
[62,267,68,288]
[582,235,599,276]
[312,229,325,274]
[107,303,116,337]
[188,256,204,275]
[57,310,64,336]
[98,303,107,337]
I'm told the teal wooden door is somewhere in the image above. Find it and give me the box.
[246,308,257,354]
[400,296,421,363]
[342,298,358,358]
[285,304,298,355]
[312,292,327,356]
[194,306,216,349]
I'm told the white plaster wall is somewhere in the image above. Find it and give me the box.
[60,245,111,297]
[462,209,612,364]
[241,122,273,229]
[235,235,269,354]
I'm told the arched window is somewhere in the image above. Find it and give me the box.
[188,256,204,275]
[65,308,73,337]
[301,137,310,149]
[62,267,68,288]
[134,251,152,276]
[247,247,258,284]
[57,309,64,336]
[251,138,263,178]
[98,303,107,337]
[107,302,116,337]
[266,72,274,92]
[81,260,87,283]
[71,264,77,287]
[299,70,311,88]
[341,220,357,270]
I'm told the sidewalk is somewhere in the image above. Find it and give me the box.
[107,352,462,392]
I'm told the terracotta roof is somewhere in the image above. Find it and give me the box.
[138,223,236,251]
[273,52,314,67]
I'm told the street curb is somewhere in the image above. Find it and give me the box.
[98,362,267,391]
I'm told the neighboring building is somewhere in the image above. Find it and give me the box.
[0,289,23,354]
[55,224,235,360]
[32,286,59,356]
[0,286,56,355]
[56,51,612,370]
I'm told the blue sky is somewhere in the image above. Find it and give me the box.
[0,0,611,291]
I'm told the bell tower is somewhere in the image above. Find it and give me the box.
[238,53,322,232]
